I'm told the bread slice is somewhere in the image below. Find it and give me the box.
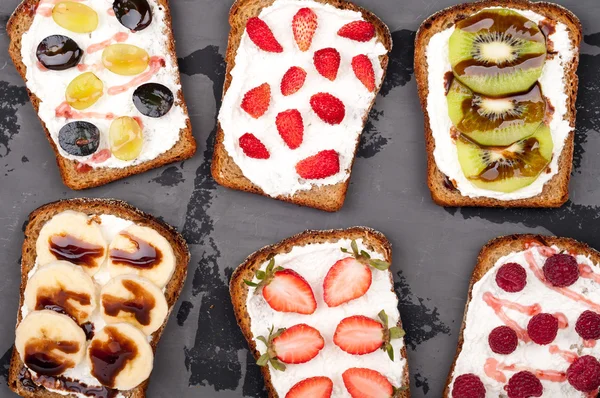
[7,0,196,190]
[211,0,392,212]
[230,227,410,397]
[8,198,190,398]
[444,234,600,397]
[414,0,582,208]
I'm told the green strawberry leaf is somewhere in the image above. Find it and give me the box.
[390,327,406,339]
[378,310,389,328]
[270,358,286,372]
[369,259,391,271]
[256,353,270,366]
[386,344,394,361]
[244,280,258,287]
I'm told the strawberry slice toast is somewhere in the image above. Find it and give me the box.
[446,235,600,398]
[230,227,410,397]
[213,0,392,212]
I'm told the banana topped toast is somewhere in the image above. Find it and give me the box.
[230,227,410,397]
[7,0,195,190]
[212,0,392,212]
[446,235,600,397]
[414,0,582,207]
[8,198,189,398]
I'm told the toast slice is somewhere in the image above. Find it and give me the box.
[8,198,190,398]
[414,0,582,208]
[212,0,392,212]
[7,0,196,190]
[230,227,410,397]
[445,234,600,397]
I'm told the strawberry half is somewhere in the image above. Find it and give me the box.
[286,376,333,398]
[239,133,270,159]
[323,240,391,307]
[334,311,406,360]
[352,55,376,92]
[256,324,325,370]
[281,66,307,96]
[246,17,283,53]
[296,150,340,180]
[310,93,345,125]
[292,8,318,52]
[244,259,317,314]
[276,109,304,149]
[241,83,271,119]
[314,48,341,81]
[343,368,400,398]
[337,21,376,42]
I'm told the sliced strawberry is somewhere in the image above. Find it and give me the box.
[310,93,345,125]
[272,324,324,364]
[246,17,283,53]
[276,109,304,149]
[352,55,376,92]
[293,8,318,52]
[281,66,307,96]
[296,150,340,180]
[239,133,269,159]
[313,48,341,81]
[338,21,376,42]
[343,368,394,398]
[286,376,333,398]
[241,83,271,119]
[334,315,384,355]
[263,269,317,314]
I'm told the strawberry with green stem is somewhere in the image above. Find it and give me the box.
[256,324,325,371]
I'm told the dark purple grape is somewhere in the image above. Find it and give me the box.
[58,122,100,156]
[113,0,152,32]
[133,83,174,118]
[36,35,82,71]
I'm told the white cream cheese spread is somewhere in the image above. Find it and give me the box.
[20,0,188,169]
[246,239,406,397]
[425,8,576,200]
[218,0,387,197]
[450,244,600,397]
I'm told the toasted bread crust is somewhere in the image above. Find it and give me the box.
[229,227,410,397]
[443,234,600,397]
[8,198,191,398]
[414,0,582,208]
[211,0,392,212]
[6,0,197,190]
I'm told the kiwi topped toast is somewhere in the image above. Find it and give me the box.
[415,0,582,207]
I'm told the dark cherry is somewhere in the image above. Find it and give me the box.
[133,83,174,118]
[58,122,100,157]
[113,0,153,32]
[36,35,82,71]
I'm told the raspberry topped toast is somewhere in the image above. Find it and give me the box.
[447,235,600,397]
[213,0,392,212]
[8,198,190,397]
[230,227,410,397]
[7,0,196,190]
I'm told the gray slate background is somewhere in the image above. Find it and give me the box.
[1,0,600,396]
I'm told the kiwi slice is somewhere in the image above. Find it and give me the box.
[449,9,547,97]
[457,124,553,193]
[447,79,546,146]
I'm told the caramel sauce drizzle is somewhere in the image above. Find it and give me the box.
[89,327,138,388]
[24,339,80,376]
[102,280,156,326]
[35,285,91,322]
[109,232,162,269]
[49,233,104,268]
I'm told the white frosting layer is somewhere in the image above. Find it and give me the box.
[425,8,576,200]
[20,0,188,168]
[450,245,600,397]
[246,239,406,397]
[218,0,387,197]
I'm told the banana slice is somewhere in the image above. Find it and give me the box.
[24,260,98,324]
[100,275,168,335]
[15,310,86,376]
[107,225,175,288]
[87,323,154,390]
[36,211,107,276]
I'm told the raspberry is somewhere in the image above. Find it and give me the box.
[543,254,579,287]
[576,311,600,340]
[496,263,527,293]
[488,326,518,355]
[567,356,600,392]
[504,371,543,398]
[527,313,558,345]
[452,373,486,398]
